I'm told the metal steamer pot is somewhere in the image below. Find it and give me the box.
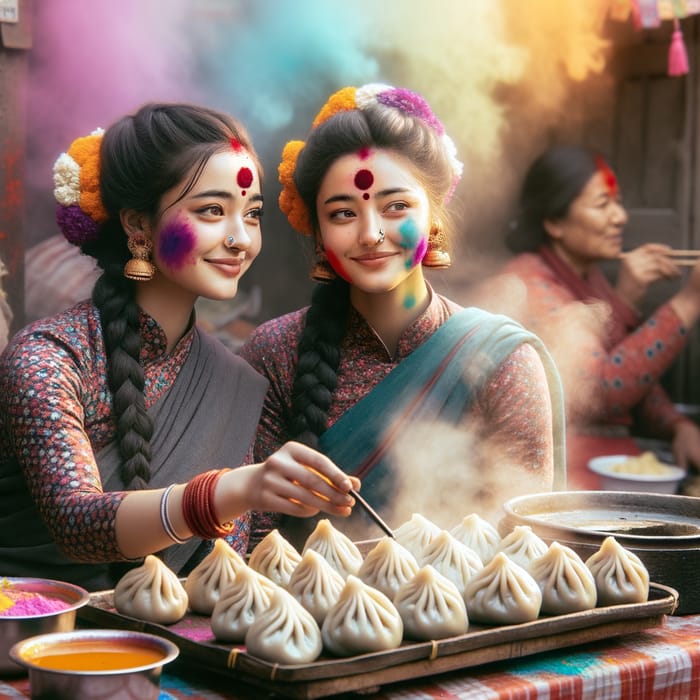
[500,491,700,615]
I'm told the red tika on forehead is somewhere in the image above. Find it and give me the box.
[354,169,374,191]
[237,167,253,189]
[595,155,618,195]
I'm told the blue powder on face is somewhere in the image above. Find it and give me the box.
[158,217,196,270]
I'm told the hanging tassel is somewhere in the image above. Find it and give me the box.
[668,18,690,76]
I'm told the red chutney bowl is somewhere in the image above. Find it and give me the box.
[0,577,90,675]
[10,629,179,700]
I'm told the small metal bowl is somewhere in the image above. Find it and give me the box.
[0,577,90,675]
[10,629,179,700]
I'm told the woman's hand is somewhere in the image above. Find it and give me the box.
[616,244,680,308]
[224,442,360,518]
[671,420,700,472]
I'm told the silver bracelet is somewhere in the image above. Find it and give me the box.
[159,484,189,544]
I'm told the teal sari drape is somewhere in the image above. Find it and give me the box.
[282,307,565,547]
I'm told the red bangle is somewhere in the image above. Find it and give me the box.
[181,469,235,539]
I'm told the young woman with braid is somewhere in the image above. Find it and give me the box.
[0,103,358,590]
[239,84,566,547]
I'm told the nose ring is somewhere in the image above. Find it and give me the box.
[224,235,236,249]
[375,228,385,246]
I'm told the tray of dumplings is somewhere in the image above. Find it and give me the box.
[81,514,678,699]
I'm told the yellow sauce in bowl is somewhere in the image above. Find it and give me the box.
[25,639,165,671]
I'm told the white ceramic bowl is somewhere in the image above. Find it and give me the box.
[587,454,685,494]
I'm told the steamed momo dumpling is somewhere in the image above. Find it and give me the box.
[394,513,441,561]
[245,587,322,664]
[322,575,403,656]
[585,536,649,606]
[303,519,363,578]
[184,538,247,615]
[421,530,483,595]
[464,552,542,625]
[248,529,302,587]
[210,566,278,643]
[530,542,597,614]
[287,548,345,625]
[357,537,419,599]
[497,525,548,573]
[114,555,188,624]
[394,566,469,640]
[450,513,501,563]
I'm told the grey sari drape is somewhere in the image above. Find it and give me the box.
[0,328,267,590]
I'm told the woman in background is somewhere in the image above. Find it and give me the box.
[0,103,357,590]
[240,84,565,546]
[498,144,700,487]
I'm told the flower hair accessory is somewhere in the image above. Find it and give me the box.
[53,128,109,246]
[278,84,464,237]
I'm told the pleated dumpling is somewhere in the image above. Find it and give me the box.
[210,565,277,642]
[322,575,403,656]
[497,525,548,573]
[585,536,649,606]
[245,587,322,664]
[303,519,363,578]
[530,542,597,614]
[184,538,247,615]
[248,529,302,587]
[357,537,419,599]
[394,566,469,640]
[394,513,441,562]
[450,513,501,563]
[114,554,188,625]
[421,530,483,595]
[464,552,542,625]
[287,548,345,625]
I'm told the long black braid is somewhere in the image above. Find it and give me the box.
[289,278,350,447]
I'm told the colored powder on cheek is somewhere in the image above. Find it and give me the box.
[412,237,428,267]
[158,217,197,270]
[354,169,374,191]
[325,249,351,282]
[398,218,420,249]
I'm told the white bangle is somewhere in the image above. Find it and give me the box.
[159,484,189,544]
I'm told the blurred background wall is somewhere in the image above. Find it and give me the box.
[0,0,698,404]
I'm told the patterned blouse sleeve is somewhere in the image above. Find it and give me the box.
[0,330,125,561]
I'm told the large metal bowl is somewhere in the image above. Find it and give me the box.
[0,577,90,674]
[500,491,700,614]
[9,629,179,700]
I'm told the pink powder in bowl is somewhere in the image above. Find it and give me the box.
[0,589,71,617]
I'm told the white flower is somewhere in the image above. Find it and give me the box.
[356,83,393,110]
[53,153,81,206]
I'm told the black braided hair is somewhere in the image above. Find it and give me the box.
[289,278,350,447]
[80,103,260,489]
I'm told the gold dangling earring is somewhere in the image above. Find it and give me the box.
[310,245,336,283]
[422,221,452,269]
[124,234,156,281]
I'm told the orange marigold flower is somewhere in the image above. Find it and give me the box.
[68,133,108,223]
[278,140,312,236]
[312,86,357,129]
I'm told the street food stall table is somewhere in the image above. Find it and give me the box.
[2,613,699,699]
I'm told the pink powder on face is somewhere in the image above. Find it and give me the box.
[0,590,71,617]
[158,215,197,270]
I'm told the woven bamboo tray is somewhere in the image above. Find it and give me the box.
[80,582,677,699]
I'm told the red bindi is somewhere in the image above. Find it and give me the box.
[595,155,618,195]
[354,169,374,191]
[237,166,253,196]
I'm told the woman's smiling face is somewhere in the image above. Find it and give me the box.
[151,148,263,301]
[315,148,431,295]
